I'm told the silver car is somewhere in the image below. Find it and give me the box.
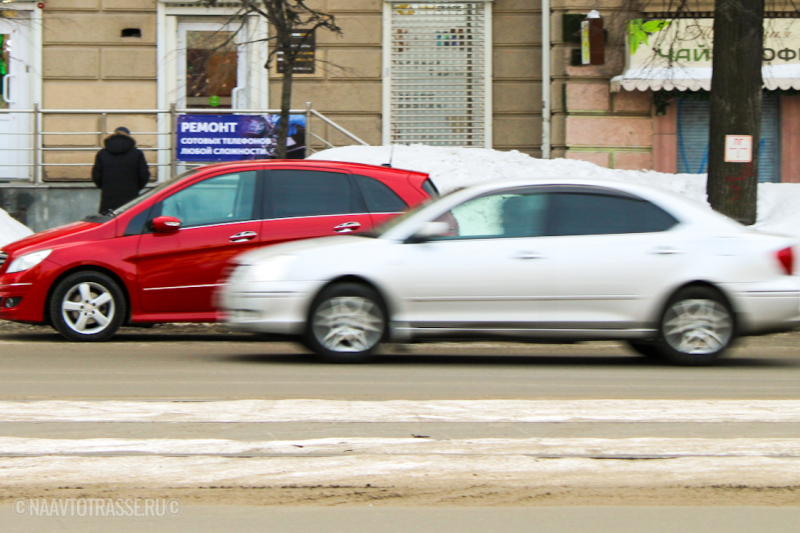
[219,179,800,365]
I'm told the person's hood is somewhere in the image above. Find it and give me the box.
[103,132,136,155]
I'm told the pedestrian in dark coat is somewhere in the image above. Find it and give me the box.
[92,126,150,214]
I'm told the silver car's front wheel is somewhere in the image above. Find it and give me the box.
[658,287,734,365]
[50,271,126,342]
[306,283,386,363]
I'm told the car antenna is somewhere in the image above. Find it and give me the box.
[381,145,395,168]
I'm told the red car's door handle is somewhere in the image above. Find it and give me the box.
[229,231,258,243]
[333,222,361,233]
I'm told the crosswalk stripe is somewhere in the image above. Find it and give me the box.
[1,399,800,423]
[1,437,800,458]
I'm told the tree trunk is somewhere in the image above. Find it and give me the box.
[706,0,764,225]
[276,66,294,159]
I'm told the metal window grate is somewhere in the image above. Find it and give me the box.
[390,2,488,147]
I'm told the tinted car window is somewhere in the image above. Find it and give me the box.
[431,192,549,240]
[159,171,258,228]
[548,192,678,236]
[269,170,356,218]
[355,175,408,213]
[422,179,439,198]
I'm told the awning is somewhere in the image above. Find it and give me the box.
[611,18,800,92]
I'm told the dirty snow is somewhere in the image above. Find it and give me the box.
[0,207,32,248]
[3,399,800,423]
[309,145,800,239]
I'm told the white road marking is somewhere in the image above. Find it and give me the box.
[1,399,800,423]
[1,437,800,457]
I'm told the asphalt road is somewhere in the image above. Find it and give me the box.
[2,322,800,532]
[0,323,799,400]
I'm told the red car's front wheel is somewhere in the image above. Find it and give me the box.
[49,271,127,342]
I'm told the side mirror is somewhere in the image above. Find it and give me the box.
[407,221,451,243]
[152,216,182,233]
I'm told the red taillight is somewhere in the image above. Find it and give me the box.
[776,246,794,275]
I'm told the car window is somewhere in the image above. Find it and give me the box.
[548,192,678,236]
[112,169,200,216]
[355,175,408,213]
[431,192,549,240]
[159,171,258,228]
[422,179,439,199]
[268,170,358,218]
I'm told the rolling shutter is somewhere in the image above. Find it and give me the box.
[388,2,490,147]
[676,95,780,182]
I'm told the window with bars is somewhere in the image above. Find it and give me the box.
[388,2,490,147]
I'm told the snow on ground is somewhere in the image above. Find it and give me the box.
[0,207,33,248]
[309,145,800,239]
[3,399,800,423]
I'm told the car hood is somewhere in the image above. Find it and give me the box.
[1,220,114,256]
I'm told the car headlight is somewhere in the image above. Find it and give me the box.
[6,249,52,274]
[245,254,297,282]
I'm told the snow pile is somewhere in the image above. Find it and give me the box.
[310,145,800,238]
[0,207,32,248]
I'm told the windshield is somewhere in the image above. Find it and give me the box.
[109,169,200,216]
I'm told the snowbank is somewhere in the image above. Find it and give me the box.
[310,145,800,239]
[0,208,32,249]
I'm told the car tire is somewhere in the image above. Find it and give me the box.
[626,341,664,360]
[49,271,126,342]
[305,283,387,363]
[654,286,735,366]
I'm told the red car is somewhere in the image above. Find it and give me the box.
[0,160,436,341]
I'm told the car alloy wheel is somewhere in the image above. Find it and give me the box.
[50,271,126,342]
[307,283,386,363]
[658,286,734,365]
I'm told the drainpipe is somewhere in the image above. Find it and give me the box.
[541,0,552,159]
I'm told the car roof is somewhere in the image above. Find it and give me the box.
[192,159,429,179]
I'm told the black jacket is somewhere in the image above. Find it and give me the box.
[92,132,150,214]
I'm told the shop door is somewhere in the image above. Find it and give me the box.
[676,95,780,182]
[177,22,251,110]
[0,17,32,180]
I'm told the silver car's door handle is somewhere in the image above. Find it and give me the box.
[651,246,683,255]
[515,251,544,260]
[230,231,258,243]
[334,221,361,233]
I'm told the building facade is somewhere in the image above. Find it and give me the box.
[1,0,798,230]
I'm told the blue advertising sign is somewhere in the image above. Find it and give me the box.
[176,114,306,162]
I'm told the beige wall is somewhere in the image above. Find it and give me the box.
[41,0,157,180]
[269,0,384,150]
[38,0,676,180]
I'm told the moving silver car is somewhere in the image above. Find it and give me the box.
[219,179,800,365]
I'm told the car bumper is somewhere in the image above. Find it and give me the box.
[0,260,61,324]
[722,279,800,335]
[217,280,322,336]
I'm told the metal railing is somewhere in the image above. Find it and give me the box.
[0,102,369,184]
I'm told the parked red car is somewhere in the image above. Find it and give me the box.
[0,160,436,341]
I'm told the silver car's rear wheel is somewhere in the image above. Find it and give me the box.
[657,286,734,365]
[306,283,386,363]
[50,271,126,342]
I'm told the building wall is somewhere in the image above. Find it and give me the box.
[42,0,158,181]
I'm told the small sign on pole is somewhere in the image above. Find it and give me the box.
[724,135,753,163]
[580,10,604,66]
